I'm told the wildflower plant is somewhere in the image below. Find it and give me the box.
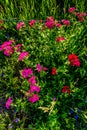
[0,7,87,129]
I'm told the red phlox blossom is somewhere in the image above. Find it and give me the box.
[76,12,87,17]
[45,20,54,29]
[18,52,29,61]
[62,86,71,94]
[61,19,70,26]
[46,16,54,22]
[29,20,36,27]
[68,54,80,67]
[55,22,62,28]
[70,58,80,67]
[45,16,55,29]
[56,36,65,42]
[22,68,33,78]
[76,12,87,22]
[51,67,57,75]
[16,21,25,30]
[68,7,77,13]
[6,97,12,109]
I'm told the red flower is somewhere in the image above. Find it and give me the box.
[45,20,54,29]
[55,22,61,28]
[56,36,65,42]
[45,16,55,29]
[29,20,36,27]
[46,16,54,22]
[62,86,71,94]
[61,19,70,26]
[68,54,80,67]
[68,7,77,13]
[51,67,57,75]
[75,12,87,22]
[16,21,25,30]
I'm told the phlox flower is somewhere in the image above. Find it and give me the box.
[30,84,40,93]
[62,86,71,94]
[46,16,54,22]
[51,67,57,75]
[28,76,37,85]
[45,20,54,29]
[4,46,14,56]
[14,44,22,52]
[61,19,70,26]
[16,21,25,30]
[29,20,36,27]
[36,64,48,72]
[28,94,39,103]
[18,52,29,61]
[0,40,14,51]
[56,36,65,42]
[68,7,77,13]
[43,67,48,71]
[70,58,80,67]
[76,12,87,22]
[22,68,33,78]
[36,64,42,72]
[55,22,61,28]
[45,16,55,29]
[68,54,80,67]
[6,97,12,109]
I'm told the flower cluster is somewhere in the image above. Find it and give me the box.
[68,7,77,13]
[16,21,25,30]
[21,65,43,103]
[22,68,33,78]
[26,75,40,103]
[62,86,71,94]
[76,12,87,22]
[45,16,55,29]
[18,52,29,61]
[0,40,14,56]
[68,7,87,22]
[61,19,70,26]
[68,54,80,67]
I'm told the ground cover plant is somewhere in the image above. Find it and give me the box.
[0,6,87,130]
